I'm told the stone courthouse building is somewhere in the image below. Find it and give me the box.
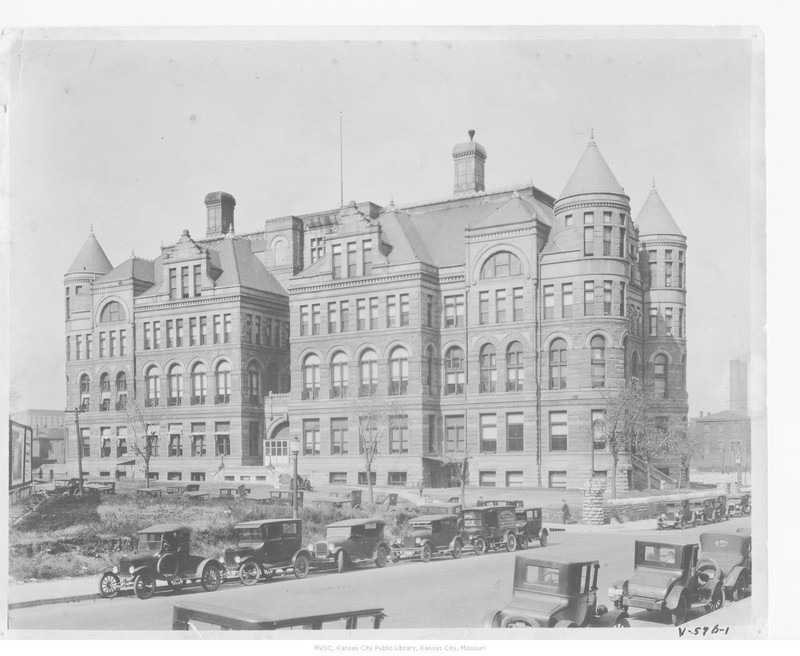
[64,131,688,489]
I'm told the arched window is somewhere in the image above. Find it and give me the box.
[359,350,378,396]
[680,354,687,391]
[79,374,90,411]
[424,345,434,389]
[622,336,629,380]
[506,342,524,392]
[549,339,567,390]
[99,373,110,393]
[115,372,127,410]
[191,363,207,404]
[145,366,160,407]
[164,364,182,406]
[591,336,606,388]
[480,251,523,279]
[479,344,496,393]
[389,347,409,396]
[302,354,320,400]
[631,350,641,380]
[98,373,111,412]
[444,346,465,395]
[266,362,280,395]
[100,301,126,323]
[274,238,289,266]
[654,354,668,399]
[247,363,261,404]
[215,361,232,404]
[330,352,349,398]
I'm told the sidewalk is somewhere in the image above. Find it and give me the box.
[7,576,108,609]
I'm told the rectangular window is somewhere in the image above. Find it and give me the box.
[603,281,612,315]
[214,422,231,456]
[507,413,524,452]
[347,241,357,277]
[427,415,438,453]
[175,319,183,347]
[480,414,497,453]
[166,320,174,348]
[153,322,161,349]
[300,306,308,336]
[76,335,83,360]
[549,411,568,451]
[665,249,673,261]
[679,308,684,338]
[584,212,593,224]
[584,226,594,256]
[100,427,112,458]
[362,239,373,276]
[479,291,489,324]
[584,281,594,316]
[213,315,222,344]
[116,427,128,457]
[265,318,272,345]
[65,288,70,320]
[512,287,524,321]
[603,226,612,255]
[189,318,198,346]
[427,295,434,327]
[254,316,261,345]
[648,250,657,286]
[358,471,377,486]
[386,296,397,328]
[400,294,410,326]
[592,409,606,450]
[329,472,347,485]
[562,283,573,318]
[665,307,673,337]
[543,286,554,319]
[620,282,626,317]
[388,472,407,487]
[444,295,464,328]
[167,472,182,481]
[303,419,320,455]
[81,427,91,457]
[99,332,106,358]
[243,314,252,343]
[506,471,524,488]
[328,302,338,334]
[564,214,573,227]
[190,422,206,456]
[495,289,507,323]
[109,333,116,360]
[548,471,567,489]
[66,336,71,361]
[331,418,349,455]
[181,266,189,298]
[331,244,342,279]
[445,415,465,451]
[310,237,324,263]
[199,317,207,345]
[168,424,183,457]
[665,262,673,287]
[169,268,177,299]
[479,471,497,487]
[191,472,205,482]
[603,211,612,224]
[143,322,151,350]
[619,227,626,257]
[369,297,379,329]
[389,415,409,454]
[357,298,367,331]
[193,264,201,296]
[650,308,658,337]
[223,314,232,343]
[120,330,126,356]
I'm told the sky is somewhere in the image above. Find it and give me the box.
[5,29,760,416]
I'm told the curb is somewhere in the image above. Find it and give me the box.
[8,588,134,610]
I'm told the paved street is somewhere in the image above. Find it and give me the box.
[8,517,751,632]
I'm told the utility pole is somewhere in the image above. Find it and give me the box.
[72,407,85,494]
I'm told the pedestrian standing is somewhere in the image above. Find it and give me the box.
[561,500,571,524]
[418,479,424,497]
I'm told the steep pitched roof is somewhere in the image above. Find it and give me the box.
[97,257,155,285]
[636,186,684,237]
[470,193,547,231]
[559,140,625,200]
[210,237,287,295]
[67,231,113,275]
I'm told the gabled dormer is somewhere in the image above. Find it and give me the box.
[159,229,216,300]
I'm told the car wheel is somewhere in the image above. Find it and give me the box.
[612,616,630,628]
[517,535,528,550]
[506,533,517,552]
[706,585,724,613]
[502,616,540,628]
[420,543,433,563]
[613,599,628,612]
[337,551,346,573]
[293,554,310,579]
[133,572,156,600]
[679,518,686,530]
[731,579,746,602]
[692,517,697,528]
[98,571,120,599]
[451,540,463,559]
[670,596,688,626]
[239,560,261,586]
[482,610,502,628]
[167,579,185,593]
[201,564,222,592]
[473,538,487,555]
[375,546,389,568]
[657,520,663,530]
[540,531,548,547]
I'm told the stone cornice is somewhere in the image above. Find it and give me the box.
[289,271,431,295]
[554,199,631,214]
[638,238,687,248]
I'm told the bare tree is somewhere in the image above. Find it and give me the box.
[669,417,701,489]
[350,391,404,505]
[123,400,169,488]
[633,416,673,491]
[435,435,471,507]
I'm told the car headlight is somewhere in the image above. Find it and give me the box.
[608,586,620,599]
[112,566,119,574]
[128,566,134,575]
[307,544,314,552]
[415,537,421,545]
[234,556,243,564]
[327,543,335,551]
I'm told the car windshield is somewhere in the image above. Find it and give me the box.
[326,527,353,539]
[642,545,678,566]
[236,528,264,542]
[461,512,482,528]
[410,521,432,531]
[137,533,163,552]
[524,565,560,588]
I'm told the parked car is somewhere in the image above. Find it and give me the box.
[310,518,391,573]
[414,502,462,517]
[726,493,751,518]
[390,514,464,562]
[223,519,313,585]
[98,524,224,600]
[460,505,519,554]
[288,474,312,491]
[514,508,549,548]
[607,540,724,626]
[709,494,728,522]
[46,477,82,497]
[477,499,524,508]
[483,556,629,628]
[698,532,752,601]
[687,498,714,526]
[657,501,693,530]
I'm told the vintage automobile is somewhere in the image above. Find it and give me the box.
[608,540,724,626]
[310,518,391,573]
[390,514,464,562]
[727,493,751,518]
[460,505,519,554]
[288,474,313,491]
[657,501,694,530]
[698,532,751,601]
[709,494,728,522]
[477,499,524,508]
[98,524,225,600]
[312,489,362,511]
[514,507,548,548]
[414,502,462,517]
[223,519,313,585]
[245,489,304,508]
[172,601,386,631]
[45,477,83,497]
[687,498,715,526]
[483,556,630,628]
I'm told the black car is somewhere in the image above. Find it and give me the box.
[514,507,549,549]
[460,505,519,554]
[311,518,391,573]
[391,514,464,562]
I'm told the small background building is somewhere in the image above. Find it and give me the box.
[10,410,66,468]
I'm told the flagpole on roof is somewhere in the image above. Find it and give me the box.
[339,110,344,207]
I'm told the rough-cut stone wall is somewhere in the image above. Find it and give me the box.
[606,489,724,524]
[582,478,608,525]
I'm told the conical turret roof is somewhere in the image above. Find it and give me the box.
[559,137,625,200]
[66,230,113,275]
[636,185,684,237]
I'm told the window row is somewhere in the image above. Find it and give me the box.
[301,415,409,456]
[477,288,525,324]
[564,210,628,229]
[241,313,285,347]
[78,372,128,412]
[649,306,685,339]
[167,264,203,300]
[330,238,373,279]
[143,315,231,350]
[647,249,686,288]
[327,471,410,487]
[583,225,628,258]
[542,280,627,320]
